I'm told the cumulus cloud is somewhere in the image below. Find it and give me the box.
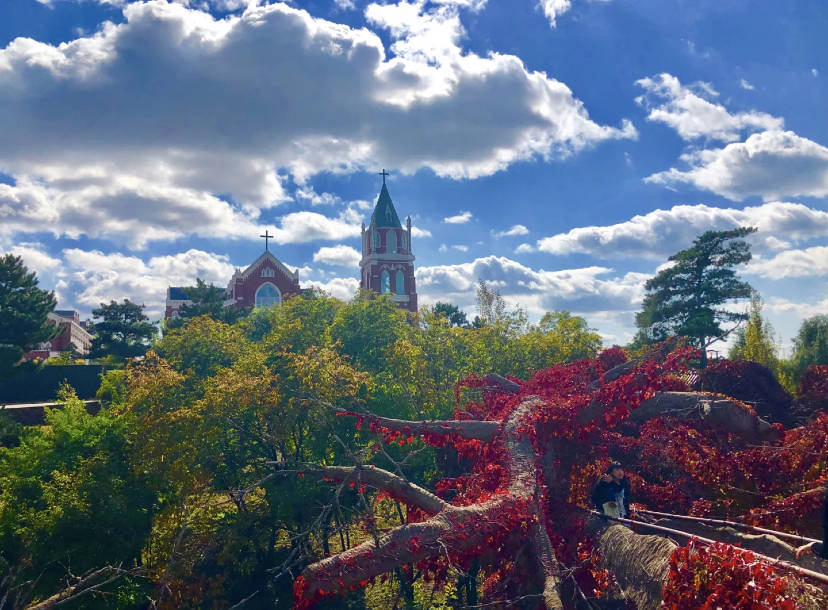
[537,0,609,28]
[312,245,362,267]
[410,226,432,238]
[515,243,535,253]
[747,246,828,279]
[443,211,473,224]
[59,248,238,318]
[740,78,754,91]
[303,276,360,301]
[536,201,828,259]
[635,73,782,142]
[9,244,61,275]
[646,131,828,200]
[493,224,529,238]
[416,255,646,315]
[0,0,633,248]
[766,296,828,320]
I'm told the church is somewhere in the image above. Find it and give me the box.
[165,171,418,317]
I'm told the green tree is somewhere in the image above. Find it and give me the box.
[0,254,58,374]
[634,227,756,367]
[90,299,157,363]
[0,386,154,607]
[779,315,828,389]
[475,280,508,327]
[728,292,778,372]
[431,302,469,328]
[165,278,251,330]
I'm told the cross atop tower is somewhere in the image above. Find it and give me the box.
[378,168,389,185]
[260,230,273,252]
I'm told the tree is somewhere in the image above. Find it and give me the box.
[0,254,58,374]
[288,343,827,609]
[475,280,507,326]
[431,302,469,328]
[634,227,756,367]
[165,278,250,330]
[728,292,778,372]
[89,299,157,363]
[782,314,828,388]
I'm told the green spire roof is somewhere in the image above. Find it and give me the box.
[370,183,402,229]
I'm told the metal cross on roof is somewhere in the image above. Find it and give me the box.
[260,230,273,251]
[378,168,389,184]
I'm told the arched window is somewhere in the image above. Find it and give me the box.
[400,232,407,251]
[261,267,275,277]
[381,270,391,294]
[395,270,405,294]
[388,230,397,253]
[373,229,380,251]
[255,282,281,308]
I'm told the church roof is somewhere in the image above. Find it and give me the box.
[238,250,298,282]
[370,183,402,229]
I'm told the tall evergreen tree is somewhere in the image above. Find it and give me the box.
[781,315,828,388]
[431,302,470,328]
[634,227,756,367]
[90,299,157,363]
[0,254,58,373]
[165,278,250,330]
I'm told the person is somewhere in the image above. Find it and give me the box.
[795,485,828,560]
[592,463,631,519]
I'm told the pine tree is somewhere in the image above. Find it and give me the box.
[89,299,157,363]
[165,278,250,330]
[0,254,58,373]
[634,227,756,367]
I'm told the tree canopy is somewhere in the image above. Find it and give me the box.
[0,254,58,374]
[165,278,251,330]
[634,227,756,366]
[89,299,157,363]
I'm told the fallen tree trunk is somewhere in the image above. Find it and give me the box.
[298,397,564,608]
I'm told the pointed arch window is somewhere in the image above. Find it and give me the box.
[395,270,405,294]
[388,230,397,253]
[381,270,391,294]
[255,282,281,308]
[400,232,407,251]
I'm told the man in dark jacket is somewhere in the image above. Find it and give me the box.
[795,485,828,560]
[592,463,631,519]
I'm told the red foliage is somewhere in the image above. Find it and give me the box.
[662,541,796,609]
[298,345,828,608]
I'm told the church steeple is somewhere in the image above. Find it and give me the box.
[370,182,402,229]
[360,169,418,312]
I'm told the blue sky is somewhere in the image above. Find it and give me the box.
[1,0,826,350]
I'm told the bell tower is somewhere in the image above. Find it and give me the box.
[360,170,418,312]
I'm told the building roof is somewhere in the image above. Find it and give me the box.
[370,183,402,229]
[237,251,299,282]
[54,310,78,319]
[168,287,189,300]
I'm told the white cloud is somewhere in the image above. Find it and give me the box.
[444,211,473,224]
[304,276,360,301]
[646,130,828,200]
[453,244,469,251]
[740,78,754,90]
[9,244,61,275]
[493,224,529,238]
[271,210,362,245]
[410,226,432,238]
[746,246,828,279]
[635,73,782,142]
[312,244,362,267]
[536,201,828,259]
[438,244,448,252]
[416,255,646,315]
[515,242,535,253]
[0,0,634,249]
[813,68,819,77]
[766,296,828,320]
[59,248,237,318]
[537,0,608,28]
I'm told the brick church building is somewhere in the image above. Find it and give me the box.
[165,171,417,317]
[165,242,301,319]
[360,171,418,312]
